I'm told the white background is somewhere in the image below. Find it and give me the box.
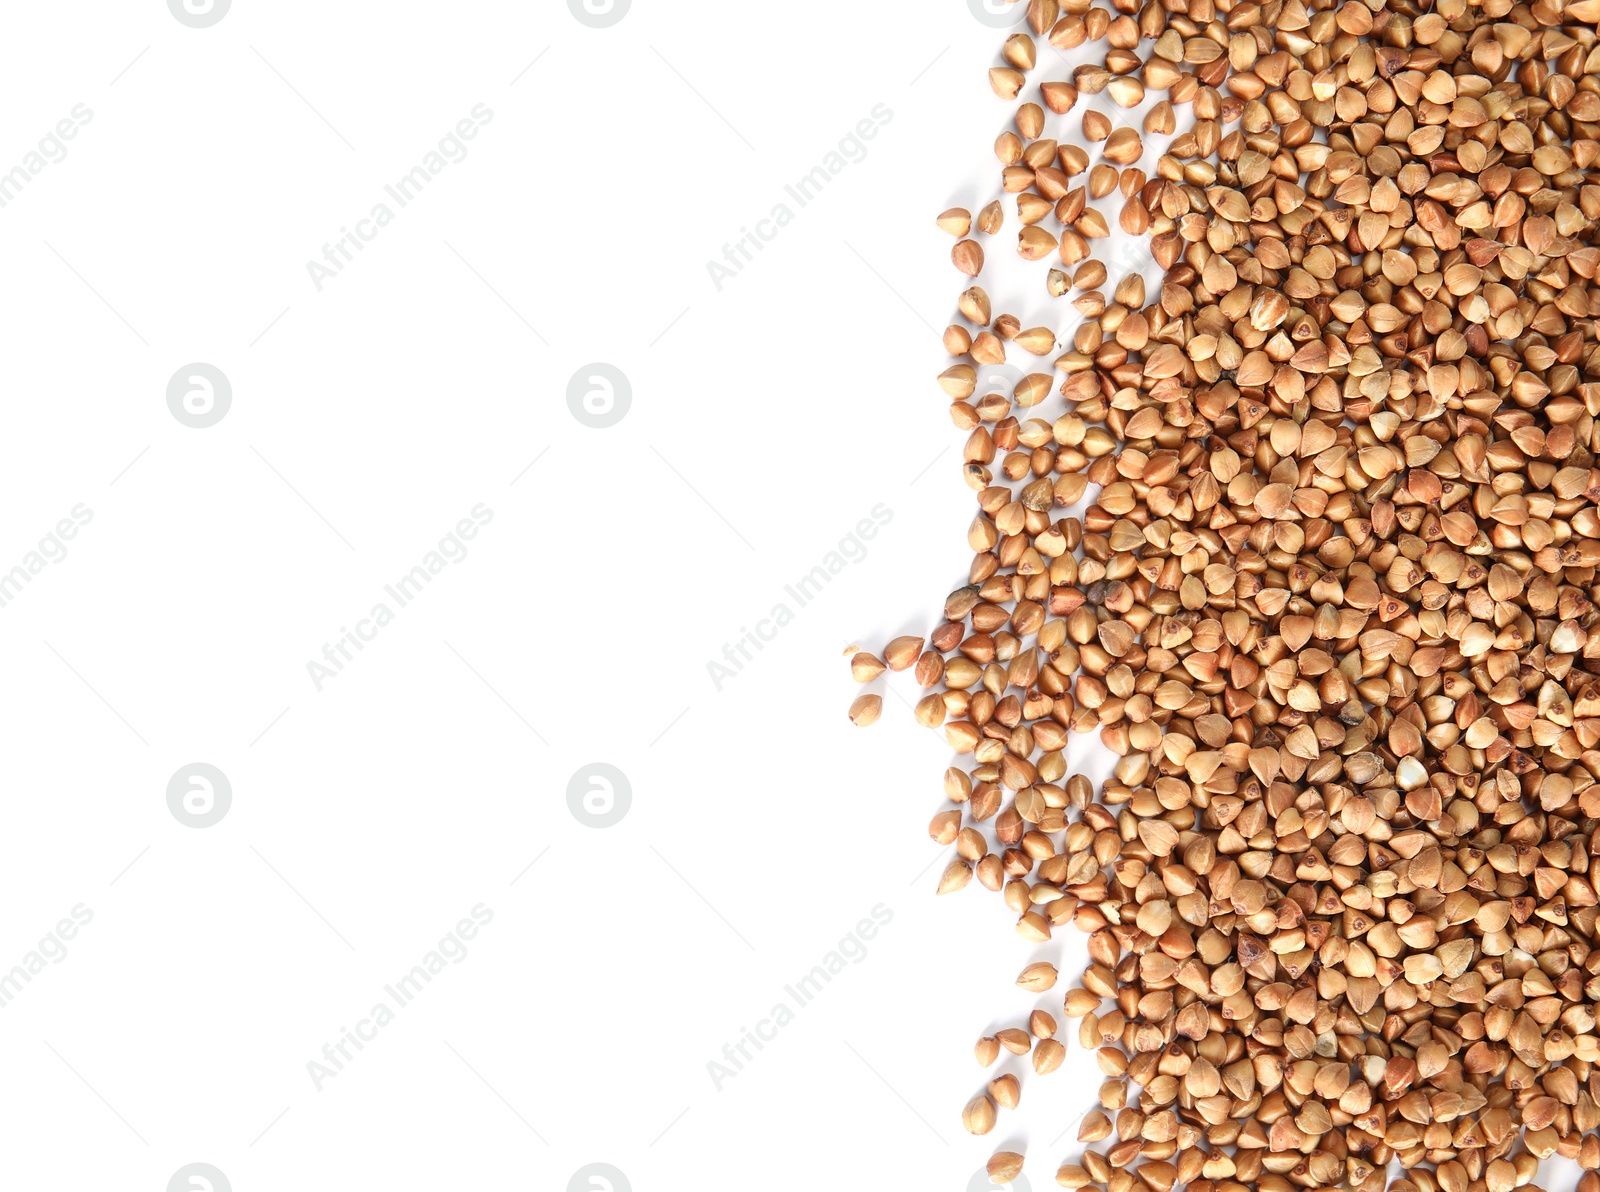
[0,3,1120,1189]
[3,4,1547,1192]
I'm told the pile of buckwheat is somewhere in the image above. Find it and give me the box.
[849,0,1600,1188]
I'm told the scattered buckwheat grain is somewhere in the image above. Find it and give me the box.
[850,0,1600,1187]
